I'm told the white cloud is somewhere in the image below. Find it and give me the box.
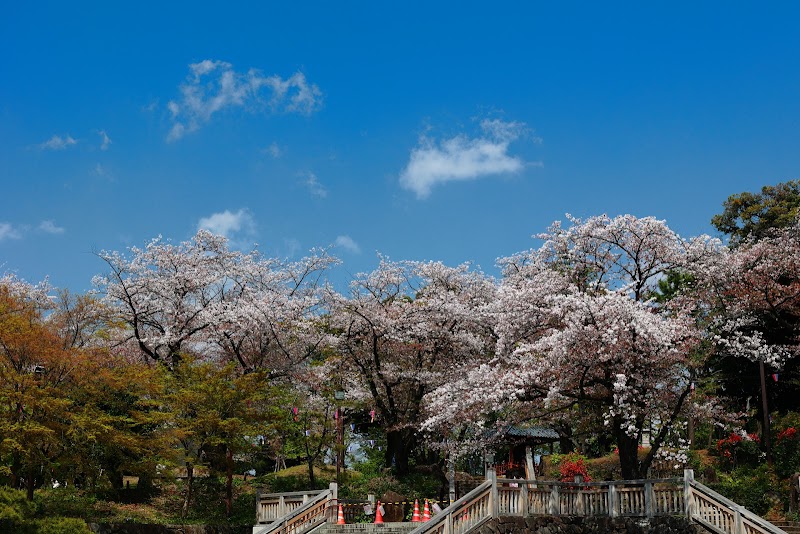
[98,130,112,150]
[198,209,256,241]
[39,135,77,150]
[0,223,22,241]
[39,220,65,235]
[91,163,110,177]
[167,59,323,141]
[300,171,328,198]
[399,119,530,199]
[335,235,361,254]
[262,142,282,158]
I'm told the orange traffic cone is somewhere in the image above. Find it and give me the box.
[422,500,431,522]
[411,499,421,522]
[337,504,346,525]
[374,500,384,524]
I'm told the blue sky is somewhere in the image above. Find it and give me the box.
[2,2,800,291]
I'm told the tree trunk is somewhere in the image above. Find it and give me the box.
[182,462,193,517]
[616,424,641,480]
[9,451,20,490]
[556,424,575,454]
[385,429,414,475]
[225,447,233,517]
[26,465,35,501]
[307,457,316,487]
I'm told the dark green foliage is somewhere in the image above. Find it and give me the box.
[709,465,777,516]
[653,270,696,303]
[30,517,92,533]
[0,486,36,531]
[712,179,800,245]
[773,413,800,478]
[714,432,763,471]
[176,477,256,525]
[34,487,97,519]
[0,486,91,533]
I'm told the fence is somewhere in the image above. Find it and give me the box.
[255,470,787,534]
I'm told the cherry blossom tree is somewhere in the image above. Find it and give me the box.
[215,252,337,375]
[94,231,337,372]
[326,258,495,474]
[694,223,800,461]
[425,215,718,479]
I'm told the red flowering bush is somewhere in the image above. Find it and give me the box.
[558,453,592,483]
[774,426,800,478]
[715,432,761,471]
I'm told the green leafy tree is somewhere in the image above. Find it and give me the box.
[712,179,800,245]
[164,359,271,517]
[0,282,77,500]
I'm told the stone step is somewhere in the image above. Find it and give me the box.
[320,522,421,534]
[770,520,800,533]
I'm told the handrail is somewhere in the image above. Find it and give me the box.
[688,478,786,534]
[408,480,494,534]
[497,477,683,487]
[251,470,789,534]
[495,477,685,517]
[260,489,330,499]
[254,489,332,534]
[256,487,330,525]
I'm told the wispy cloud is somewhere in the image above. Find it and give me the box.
[335,235,361,254]
[299,171,328,198]
[39,135,77,151]
[262,142,282,158]
[92,163,108,177]
[39,220,65,235]
[198,209,256,247]
[167,59,323,141]
[98,130,112,150]
[399,118,531,199]
[0,223,23,241]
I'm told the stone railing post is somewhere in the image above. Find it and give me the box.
[644,481,654,518]
[683,469,694,520]
[575,476,586,516]
[734,504,743,534]
[549,484,560,515]
[520,482,529,517]
[609,483,619,518]
[329,482,338,522]
[487,467,499,518]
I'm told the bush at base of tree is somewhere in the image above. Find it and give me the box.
[774,426,800,479]
[714,432,762,471]
[709,465,778,516]
[31,517,92,534]
[0,486,91,533]
[0,486,35,531]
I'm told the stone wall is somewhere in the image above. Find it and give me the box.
[89,524,252,534]
[475,516,698,534]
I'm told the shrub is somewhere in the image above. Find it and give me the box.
[557,453,592,483]
[709,465,776,516]
[715,432,761,471]
[774,426,800,478]
[0,486,36,532]
[34,487,96,519]
[32,517,92,534]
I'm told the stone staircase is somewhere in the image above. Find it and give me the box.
[254,521,421,534]
[770,521,800,534]
[316,523,420,534]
